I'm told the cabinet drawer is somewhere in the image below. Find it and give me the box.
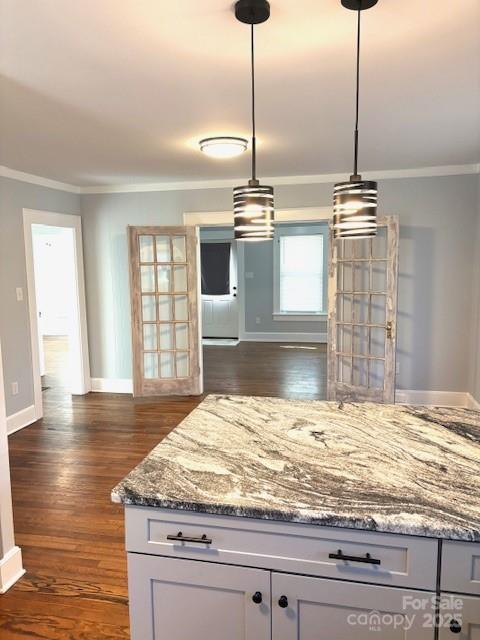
[442,541,480,595]
[125,506,438,590]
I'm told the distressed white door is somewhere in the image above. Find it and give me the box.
[272,573,434,640]
[327,216,399,403]
[201,240,239,338]
[127,554,271,640]
[128,226,203,397]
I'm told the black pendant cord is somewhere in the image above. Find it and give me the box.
[353,6,361,178]
[250,23,257,182]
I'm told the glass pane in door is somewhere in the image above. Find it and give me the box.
[142,295,156,321]
[157,265,172,293]
[143,324,157,350]
[144,353,159,379]
[176,352,189,377]
[141,265,155,292]
[172,236,186,262]
[139,236,154,262]
[159,324,174,350]
[160,352,174,378]
[156,236,171,262]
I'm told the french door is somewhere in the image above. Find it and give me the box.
[128,226,202,396]
[327,216,399,403]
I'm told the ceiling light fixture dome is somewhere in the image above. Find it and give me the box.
[199,136,248,159]
[233,0,274,242]
[333,0,379,240]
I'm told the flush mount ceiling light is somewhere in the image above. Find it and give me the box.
[233,0,274,242]
[333,0,379,240]
[199,136,248,159]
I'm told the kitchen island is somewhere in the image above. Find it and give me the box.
[112,395,480,639]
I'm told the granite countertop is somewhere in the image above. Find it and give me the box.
[112,395,480,541]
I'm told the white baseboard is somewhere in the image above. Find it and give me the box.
[0,546,25,594]
[6,404,37,435]
[466,393,480,410]
[240,332,328,343]
[395,390,473,408]
[91,378,133,394]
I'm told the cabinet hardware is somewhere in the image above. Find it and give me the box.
[166,531,212,545]
[449,620,462,634]
[278,595,289,609]
[252,591,262,604]
[328,549,381,565]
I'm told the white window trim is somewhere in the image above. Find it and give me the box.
[273,224,329,321]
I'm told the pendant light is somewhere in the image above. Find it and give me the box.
[333,0,378,240]
[233,0,274,241]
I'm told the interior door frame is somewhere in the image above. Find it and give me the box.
[183,207,333,342]
[23,209,91,422]
[200,236,239,339]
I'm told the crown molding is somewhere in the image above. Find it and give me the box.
[0,165,80,193]
[79,164,480,194]
[1,163,479,196]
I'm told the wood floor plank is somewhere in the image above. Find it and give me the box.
[0,339,327,638]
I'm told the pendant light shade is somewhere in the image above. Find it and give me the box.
[333,0,378,240]
[333,179,378,239]
[234,181,274,240]
[234,0,274,241]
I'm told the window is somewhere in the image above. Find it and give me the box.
[273,225,328,318]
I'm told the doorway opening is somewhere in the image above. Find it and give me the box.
[200,226,239,344]
[23,210,90,421]
[33,225,75,392]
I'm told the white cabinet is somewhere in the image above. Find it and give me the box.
[272,573,435,640]
[127,553,271,640]
[438,594,480,639]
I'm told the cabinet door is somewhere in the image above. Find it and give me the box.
[128,554,271,640]
[272,572,435,640]
[438,594,480,639]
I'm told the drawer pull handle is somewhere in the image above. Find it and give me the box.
[329,549,381,565]
[166,531,212,545]
[278,595,289,609]
[252,592,262,604]
[449,620,462,634]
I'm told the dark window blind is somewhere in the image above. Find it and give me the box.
[201,243,231,295]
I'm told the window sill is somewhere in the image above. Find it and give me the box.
[273,313,327,322]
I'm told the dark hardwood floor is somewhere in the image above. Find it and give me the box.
[0,341,326,639]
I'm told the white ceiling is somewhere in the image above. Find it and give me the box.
[1,0,479,187]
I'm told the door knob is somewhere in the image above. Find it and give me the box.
[449,620,462,634]
[386,321,393,339]
[278,595,288,608]
[252,591,262,604]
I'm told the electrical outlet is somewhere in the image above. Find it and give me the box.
[11,381,19,396]
[255,317,261,325]
[16,287,24,302]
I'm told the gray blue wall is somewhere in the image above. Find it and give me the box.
[1,173,479,416]
[80,174,479,393]
[0,177,81,416]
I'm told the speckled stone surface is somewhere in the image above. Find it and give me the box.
[112,395,480,541]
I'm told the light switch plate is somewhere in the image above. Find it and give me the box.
[16,287,24,302]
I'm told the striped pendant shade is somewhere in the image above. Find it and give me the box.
[233,182,274,241]
[333,179,378,239]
